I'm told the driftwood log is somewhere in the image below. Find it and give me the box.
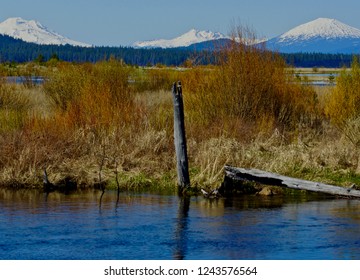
[224,165,360,199]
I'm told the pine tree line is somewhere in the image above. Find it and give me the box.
[1,34,359,67]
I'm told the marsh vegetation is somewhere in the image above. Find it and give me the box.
[1,28,360,193]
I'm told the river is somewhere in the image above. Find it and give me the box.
[1,189,360,260]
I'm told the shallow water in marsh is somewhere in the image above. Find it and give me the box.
[1,189,360,260]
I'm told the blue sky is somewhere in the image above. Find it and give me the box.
[1,0,360,46]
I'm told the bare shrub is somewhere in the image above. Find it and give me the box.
[184,26,318,141]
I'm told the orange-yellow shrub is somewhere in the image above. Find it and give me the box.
[325,57,360,126]
[182,29,317,138]
[41,60,137,133]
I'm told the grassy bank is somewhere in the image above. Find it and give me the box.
[1,41,360,193]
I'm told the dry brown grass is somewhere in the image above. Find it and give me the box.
[0,63,179,189]
[190,126,360,189]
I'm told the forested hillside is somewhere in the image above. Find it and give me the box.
[1,34,359,67]
[0,34,197,65]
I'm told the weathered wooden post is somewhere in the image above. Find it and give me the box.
[172,81,190,191]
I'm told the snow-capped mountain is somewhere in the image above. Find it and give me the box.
[266,18,360,53]
[133,29,227,48]
[0,17,91,47]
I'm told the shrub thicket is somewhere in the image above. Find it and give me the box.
[325,57,360,126]
[0,80,30,132]
[184,27,318,139]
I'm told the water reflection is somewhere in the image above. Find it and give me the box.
[173,197,190,260]
[1,189,360,260]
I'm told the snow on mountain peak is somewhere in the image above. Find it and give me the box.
[133,29,227,48]
[266,17,360,53]
[278,18,360,42]
[0,17,91,47]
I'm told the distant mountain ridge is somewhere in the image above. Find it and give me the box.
[133,18,360,54]
[266,18,360,53]
[0,17,91,47]
[133,29,227,48]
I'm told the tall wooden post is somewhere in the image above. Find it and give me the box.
[172,81,190,191]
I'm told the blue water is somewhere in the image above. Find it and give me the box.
[1,189,360,260]
[295,73,337,86]
[5,76,45,85]
[296,73,339,77]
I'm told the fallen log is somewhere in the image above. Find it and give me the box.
[224,165,360,198]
